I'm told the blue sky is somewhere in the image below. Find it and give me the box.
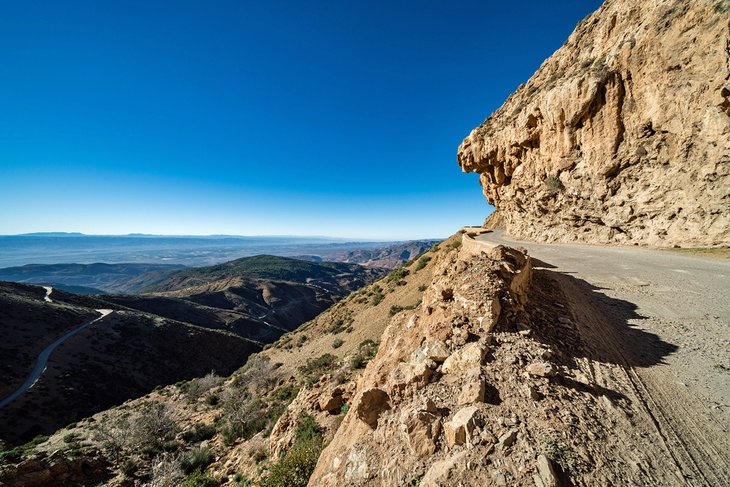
[0,1,602,239]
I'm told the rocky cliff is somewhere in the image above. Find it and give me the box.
[458,0,730,247]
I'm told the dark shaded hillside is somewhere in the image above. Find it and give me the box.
[0,282,260,445]
[0,283,98,399]
[142,254,382,293]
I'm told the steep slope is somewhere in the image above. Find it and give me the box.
[458,0,730,247]
[0,282,260,446]
[0,256,383,449]
[103,255,386,342]
[0,240,445,486]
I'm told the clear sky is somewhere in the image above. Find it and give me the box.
[0,1,602,240]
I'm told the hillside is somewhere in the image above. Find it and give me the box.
[0,256,383,449]
[317,240,439,269]
[0,237,444,486]
[142,255,381,293]
[0,263,185,294]
[457,0,729,247]
[0,282,260,446]
[2,1,728,486]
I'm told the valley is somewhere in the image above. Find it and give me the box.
[0,255,386,446]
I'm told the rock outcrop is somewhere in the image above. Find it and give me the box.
[458,0,730,247]
[308,242,534,486]
[0,451,110,487]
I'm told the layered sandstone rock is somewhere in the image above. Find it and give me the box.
[458,0,730,247]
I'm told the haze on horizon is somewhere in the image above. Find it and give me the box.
[0,1,601,240]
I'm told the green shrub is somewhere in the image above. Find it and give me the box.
[543,437,578,474]
[386,268,410,283]
[350,339,379,369]
[326,319,346,334]
[448,240,462,250]
[259,416,323,487]
[63,432,81,444]
[0,448,23,464]
[403,475,423,486]
[371,293,384,305]
[205,394,220,406]
[181,447,214,475]
[299,354,337,383]
[414,256,431,272]
[272,385,299,402]
[294,414,320,443]
[545,174,563,193]
[389,303,418,316]
[233,472,253,486]
[1,434,52,462]
[221,416,267,446]
[418,284,428,292]
[332,338,344,349]
[182,423,217,443]
[181,468,219,487]
[121,458,138,477]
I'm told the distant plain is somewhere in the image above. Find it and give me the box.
[0,234,415,268]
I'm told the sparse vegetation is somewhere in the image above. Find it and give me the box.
[272,385,299,402]
[418,284,428,292]
[545,174,564,194]
[386,267,410,284]
[259,415,323,487]
[389,302,419,316]
[63,432,81,444]
[150,453,184,487]
[448,240,462,250]
[0,435,49,464]
[350,339,379,369]
[185,372,222,402]
[181,447,214,475]
[332,338,344,348]
[181,468,219,487]
[132,403,179,455]
[299,353,337,385]
[403,475,423,487]
[182,423,217,443]
[414,255,431,271]
[121,458,138,477]
[543,436,578,474]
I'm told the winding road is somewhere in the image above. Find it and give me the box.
[474,229,730,485]
[0,288,113,409]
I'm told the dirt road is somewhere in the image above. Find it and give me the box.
[0,309,113,409]
[476,230,729,485]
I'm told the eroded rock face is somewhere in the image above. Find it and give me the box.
[458,0,730,247]
[308,242,532,486]
[0,451,110,487]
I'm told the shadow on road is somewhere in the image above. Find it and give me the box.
[522,262,678,370]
